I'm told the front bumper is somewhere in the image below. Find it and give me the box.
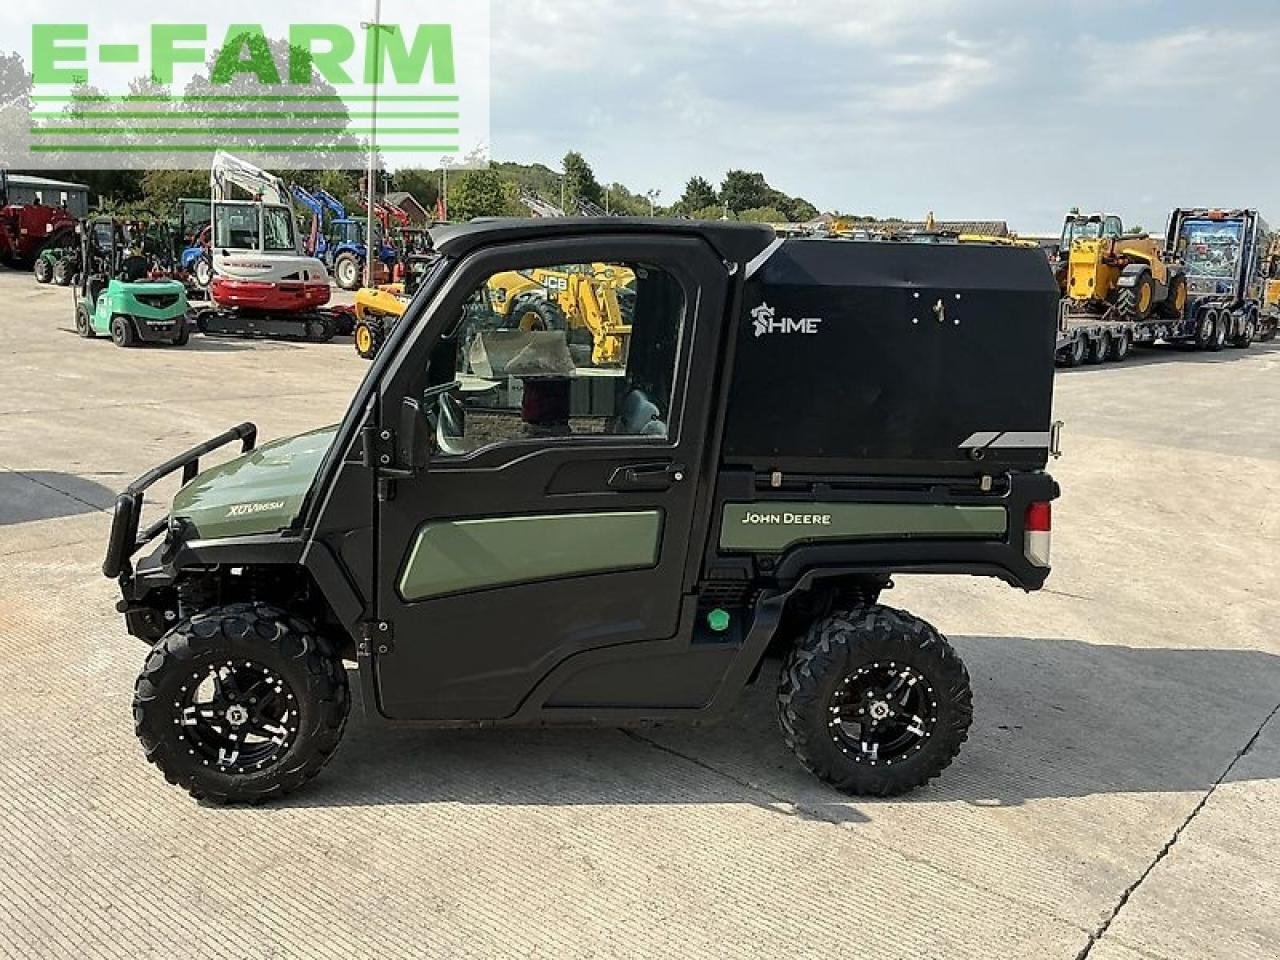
[103,422,259,579]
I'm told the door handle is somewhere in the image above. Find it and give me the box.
[607,462,686,491]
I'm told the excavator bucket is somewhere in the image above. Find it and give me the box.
[467,330,577,379]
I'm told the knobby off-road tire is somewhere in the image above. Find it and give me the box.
[508,296,567,333]
[52,258,73,286]
[777,605,972,797]
[33,256,53,284]
[133,603,350,804]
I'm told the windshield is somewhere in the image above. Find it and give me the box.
[263,206,295,252]
[1062,219,1101,248]
[1179,219,1243,278]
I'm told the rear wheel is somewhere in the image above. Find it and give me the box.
[1232,313,1256,348]
[172,319,190,347]
[193,257,213,290]
[52,258,73,286]
[1086,332,1109,364]
[132,602,350,803]
[1109,328,1132,361]
[1061,332,1086,367]
[110,315,138,348]
[777,606,972,796]
[334,253,361,291]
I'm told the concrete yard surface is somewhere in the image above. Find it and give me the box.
[0,267,1277,959]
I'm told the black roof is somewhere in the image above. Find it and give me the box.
[431,217,776,265]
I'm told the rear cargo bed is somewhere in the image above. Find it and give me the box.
[723,240,1060,477]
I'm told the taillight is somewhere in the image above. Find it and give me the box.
[1025,502,1052,567]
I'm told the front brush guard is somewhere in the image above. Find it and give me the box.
[103,422,258,579]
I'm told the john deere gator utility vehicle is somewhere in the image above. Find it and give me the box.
[73,217,189,347]
[104,218,1060,804]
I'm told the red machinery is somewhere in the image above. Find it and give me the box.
[0,171,78,268]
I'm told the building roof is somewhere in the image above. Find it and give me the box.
[385,191,429,214]
[4,173,90,192]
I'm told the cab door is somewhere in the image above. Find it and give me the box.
[371,235,730,720]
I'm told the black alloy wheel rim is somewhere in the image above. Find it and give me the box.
[177,660,299,773]
[827,661,939,766]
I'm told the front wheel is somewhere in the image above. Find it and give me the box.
[132,603,350,803]
[777,606,972,797]
[75,302,95,339]
[33,256,53,284]
[172,320,190,347]
[1210,312,1228,352]
[353,320,382,359]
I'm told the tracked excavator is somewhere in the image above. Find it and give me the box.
[194,153,340,341]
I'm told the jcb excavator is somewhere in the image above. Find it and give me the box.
[353,262,636,366]
[488,263,634,367]
[1060,211,1187,321]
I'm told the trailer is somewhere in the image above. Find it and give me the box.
[1056,207,1274,364]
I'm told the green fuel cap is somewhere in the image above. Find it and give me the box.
[707,608,731,633]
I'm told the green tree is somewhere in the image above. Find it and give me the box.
[720,170,770,213]
[678,176,718,214]
[562,150,604,208]
[690,203,728,221]
[448,169,515,221]
[738,206,788,223]
[141,170,208,204]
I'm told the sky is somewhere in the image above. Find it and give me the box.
[489,0,1280,233]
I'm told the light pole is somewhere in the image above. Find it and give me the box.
[362,0,387,286]
[440,156,452,221]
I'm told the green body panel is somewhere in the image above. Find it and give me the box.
[171,426,337,539]
[88,279,187,334]
[398,511,664,601]
[719,502,1008,553]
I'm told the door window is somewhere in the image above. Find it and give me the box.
[426,261,685,456]
[214,205,260,250]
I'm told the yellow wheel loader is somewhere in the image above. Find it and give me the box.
[1061,211,1187,321]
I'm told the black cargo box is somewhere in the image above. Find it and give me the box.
[722,240,1059,476]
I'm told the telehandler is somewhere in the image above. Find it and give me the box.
[104,219,1060,804]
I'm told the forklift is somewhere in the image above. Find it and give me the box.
[73,217,189,348]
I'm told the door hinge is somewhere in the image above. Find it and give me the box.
[362,424,396,470]
[357,621,395,657]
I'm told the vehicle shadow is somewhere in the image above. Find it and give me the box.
[0,470,114,524]
[1059,339,1280,372]
[279,635,1280,816]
